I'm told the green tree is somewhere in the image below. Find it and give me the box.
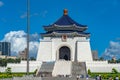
[0,58,21,67]
[7,58,14,63]
[15,58,21,63]
[1,59,7,67]
[30,57,36,61]
[112,68,118,74]
[116,58,120,63]
[99,57,104,61]
[5,67,12,74]
[88,69,91,75]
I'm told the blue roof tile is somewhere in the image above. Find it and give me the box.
[54,15,86,27]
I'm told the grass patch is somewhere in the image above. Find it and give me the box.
[0,72,35,78]
[89,73,120,79]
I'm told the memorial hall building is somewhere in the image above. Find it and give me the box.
[0,9,120,77]
[37,9,92,62]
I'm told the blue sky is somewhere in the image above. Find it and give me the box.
[0,0,120,58]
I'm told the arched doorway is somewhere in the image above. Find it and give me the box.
[59,46,70,60]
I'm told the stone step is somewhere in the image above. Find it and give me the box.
[37,62,55,77]
[40,62,55,72]
[72,62,87,77]
[52,60,72,77]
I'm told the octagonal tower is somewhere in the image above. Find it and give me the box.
[37,9,93,62]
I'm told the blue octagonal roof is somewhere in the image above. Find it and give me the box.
[54,15,86,27]
[52,9,86,27]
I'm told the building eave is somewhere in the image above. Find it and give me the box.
[41,32,90,38]
[44,24,87,32]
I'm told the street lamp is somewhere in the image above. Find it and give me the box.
[26,0,30,75]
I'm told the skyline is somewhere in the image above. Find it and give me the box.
[0,0,120,59]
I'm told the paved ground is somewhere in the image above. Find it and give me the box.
[0,77,95,80]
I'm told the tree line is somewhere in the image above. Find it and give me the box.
[0,58,21,67]
[99,57,120,63]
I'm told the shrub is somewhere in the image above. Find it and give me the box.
[88,69,91,75]
[5,67,12,74]
[112,68,118,74]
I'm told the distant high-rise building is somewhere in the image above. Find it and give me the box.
[92,50,98,60]
[18,48,27,60]
[0,51,2,55]
[0,42,11,56]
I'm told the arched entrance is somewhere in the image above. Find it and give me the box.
[59,46,71,60]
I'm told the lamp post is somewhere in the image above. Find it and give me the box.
[26,0,30,75]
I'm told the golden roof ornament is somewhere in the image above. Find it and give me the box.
[63,9,68,15]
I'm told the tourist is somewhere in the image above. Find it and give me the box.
[115,76,119,80]
[96,76,100,80]
[76,74,79,80]
[86,75,89,79]
[109,77,113,80]
[99,75,102,80]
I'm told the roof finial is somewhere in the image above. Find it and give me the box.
[63,9,68,15]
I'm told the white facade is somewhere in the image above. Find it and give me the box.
[0,60,120,73]
[0,9,120,75]
[86,61,120,72]
[0,36,119,74]
[0,61,42,72]
[37,37,93,62]
[0,34,120,74]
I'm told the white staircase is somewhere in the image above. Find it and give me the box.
[52,60,72,77]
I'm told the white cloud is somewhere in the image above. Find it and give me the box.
[30,13,39,17]
[102,41,120,59]
[1,30,39,58]
[20,12,39,19]
[20,12,27,19]
[0,1,4,7]
[29,41,39,57]
[30,33,39,41]
[40,10,48,17]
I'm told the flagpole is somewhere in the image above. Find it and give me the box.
[27,0,30,75]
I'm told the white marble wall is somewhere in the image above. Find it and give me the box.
[0,60,120,74]
[0,61,42,72]
[37,41,52,61]
[86,61,120,72]
[37,37,93,62]
[77,41,93,61]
